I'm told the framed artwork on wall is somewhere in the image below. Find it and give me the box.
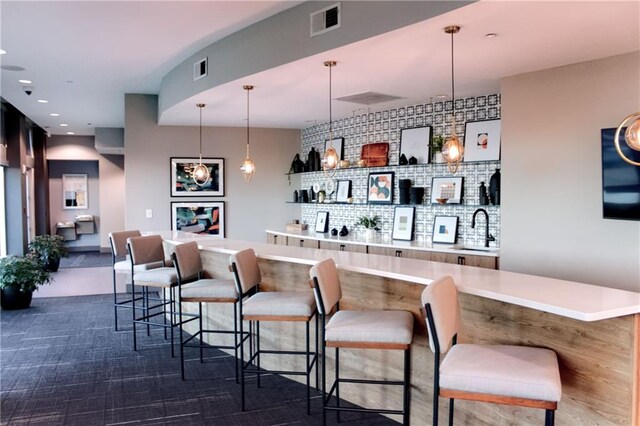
[171,157,225,197]
[432,215,459,244]
[368,171,394,204]
[324,137,344,162]
[399,126,432,164]
[62,174,88,209]
[315,211,329,233]
[336,180,351,203]
[463,119,501,162]
[171,201,224,237]
[430,176,464,204]
[392,206,415,241]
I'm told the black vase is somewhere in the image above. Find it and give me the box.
[46,257,60,272]
[308,148,317,172]
[1,287,33,310]
[339,225,349,237]
[314,150,321,171]
[479,182,489,206]
[489,168,501,206]
[399,154,408,165]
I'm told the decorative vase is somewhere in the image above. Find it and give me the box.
[366,229,376,240]
[339,225,349,237]
[434,152,444,163]
[1,287,33,310]
[489,168,501,206]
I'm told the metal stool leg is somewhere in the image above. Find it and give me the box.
[233,302,239,384]
[306,320,311,415]
[335,347,341,423]
[199,303,204,363]
[405,349,412,426]
[256,320,261,388]
[545,409,555,426]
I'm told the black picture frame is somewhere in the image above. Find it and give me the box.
[399,125,432,165]
[315,211,329,233]
[432,215,459,244]
[171,157,225,197]
[171,201,225,237]
[367,171,394,204]
[392,206,415,241]
[336,180,352,203]
[324,137,344,162]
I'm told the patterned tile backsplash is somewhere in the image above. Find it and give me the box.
[296,94,501,247]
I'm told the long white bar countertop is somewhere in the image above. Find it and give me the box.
[161,232,640,322]
[266,229,499,257]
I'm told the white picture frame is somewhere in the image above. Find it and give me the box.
[62,174,88,209]
[430,177,464,204]
[336,180,351,203]
[399,126,432,164]
[463,119,501,162]
[315,211,329,233]
[392,206,415,241]
[432,215,459,244]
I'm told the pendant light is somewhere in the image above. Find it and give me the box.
[322,60,339,177]
[240,85,256,182]
[192,103,210,186]
[441,25,465,174]
[613,112,640,166]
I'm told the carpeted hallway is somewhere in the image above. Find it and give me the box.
[0,294,397,425]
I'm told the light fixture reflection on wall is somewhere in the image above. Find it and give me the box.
[614,112,640,166]
[441,25,465,174]
[240,85,256,182]
[193,103,210,186]
[322,60,339,177]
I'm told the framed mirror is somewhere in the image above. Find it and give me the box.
[62,174,88,209]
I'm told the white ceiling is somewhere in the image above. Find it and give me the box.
[1,1,639,135]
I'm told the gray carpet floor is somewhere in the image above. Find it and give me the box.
[59,252,112,269]
[0,295,398,425]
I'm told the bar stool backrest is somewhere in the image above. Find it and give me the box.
[127,235,165,266]
[173,241,202,281]
[229,248,261,294]
[309,258,342,315]
[421,275,461,354]
[109,230,141,258]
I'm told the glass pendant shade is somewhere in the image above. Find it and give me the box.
[241,85,255,182]
[323,60,338,177]
[193,103,210,187]
[614,112,640,166]
[442,133,464,173]
[323,146,339,169]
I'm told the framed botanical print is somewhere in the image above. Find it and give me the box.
[368,172,394,204]
[392,206,415,241]
[171,157,224,197]
[171,201,224,237]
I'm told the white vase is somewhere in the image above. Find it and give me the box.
[434,152,444,163]
[366,229,376,240]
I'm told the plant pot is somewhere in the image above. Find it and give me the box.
[1,287,33,310]
[46,257,60,272]
[434,152,444,163]
[365,229,376,240]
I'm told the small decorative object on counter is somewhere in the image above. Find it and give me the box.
[291,154,304,173]
[317,190,326,203]
[339,225,349,237]
[479,182,489,205]
[408,156,418,165]
[489,168,501,205]
[331,228,338,236]
[399,154,408,165]
[308,147,317,172]
[315,149,321,171]
[309,186,315,201]
[357,159,367,167]
[399,179,412,204]
[431,135,445,163]
[300,190,309,203]
[339,160,350,169]
[410,187,424,204]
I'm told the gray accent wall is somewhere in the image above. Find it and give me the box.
[124,94,300,242]
[501,52,640,293]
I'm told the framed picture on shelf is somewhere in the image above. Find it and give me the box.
[336,180,352,203]
[171,157,224,197]
[432,215,459,244]
[62,174,88,209]
[399,126,432,164]
[463,119,501,162]
[430,176,464,204]
[171,201,224,237]
[392,206,415,241]
[324,137,344,162]
[315,211,329,233]
[368,171,394,204]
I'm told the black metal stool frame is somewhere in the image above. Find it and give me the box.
[109,236,145,332]
[230,262,319,415]
[311,276,411,426]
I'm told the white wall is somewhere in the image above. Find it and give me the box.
[124,94,300,242]
[501,52,640,292]
[47,135,125,249]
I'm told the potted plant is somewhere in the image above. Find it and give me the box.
[28,234,68,272]
[431,135,445,163]
[356,215,380,239]
[0,255,52,310]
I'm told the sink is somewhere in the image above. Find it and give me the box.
[453,244,499,253]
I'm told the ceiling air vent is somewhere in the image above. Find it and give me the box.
[310,3,341,38]
[336,91,404,106]
[193,57,207,82]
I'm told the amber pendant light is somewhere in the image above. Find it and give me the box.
[614,112,640,166]
[441,25,465,174]
[193,103,210,186]
[240,85,256,182]
[322,60,339,177]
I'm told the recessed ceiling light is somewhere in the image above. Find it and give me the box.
[50,113,60,117]
[19,79,32,84]
[0,49,6,55]
[485,33,498,38]
[60,123,68,127]
[37,99,48,103]
[66,132,75,135]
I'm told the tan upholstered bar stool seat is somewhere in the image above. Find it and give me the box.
[133,267,178,287]
[422,276,561,426]
[180,279,237,302]
[325,310,413,348]
[242,292,316,318]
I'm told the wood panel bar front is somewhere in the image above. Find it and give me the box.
[185,247,638,425]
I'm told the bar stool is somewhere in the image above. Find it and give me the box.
[172,241,248,381]
[422,276,561,425]
[229,248,318,414]
[128,234,195,356]
[309,258,414,425]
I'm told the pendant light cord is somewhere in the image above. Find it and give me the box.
[329,63,333,142]
[450,30,455,106]
[199,105,203,162]
[246,87,250,157]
